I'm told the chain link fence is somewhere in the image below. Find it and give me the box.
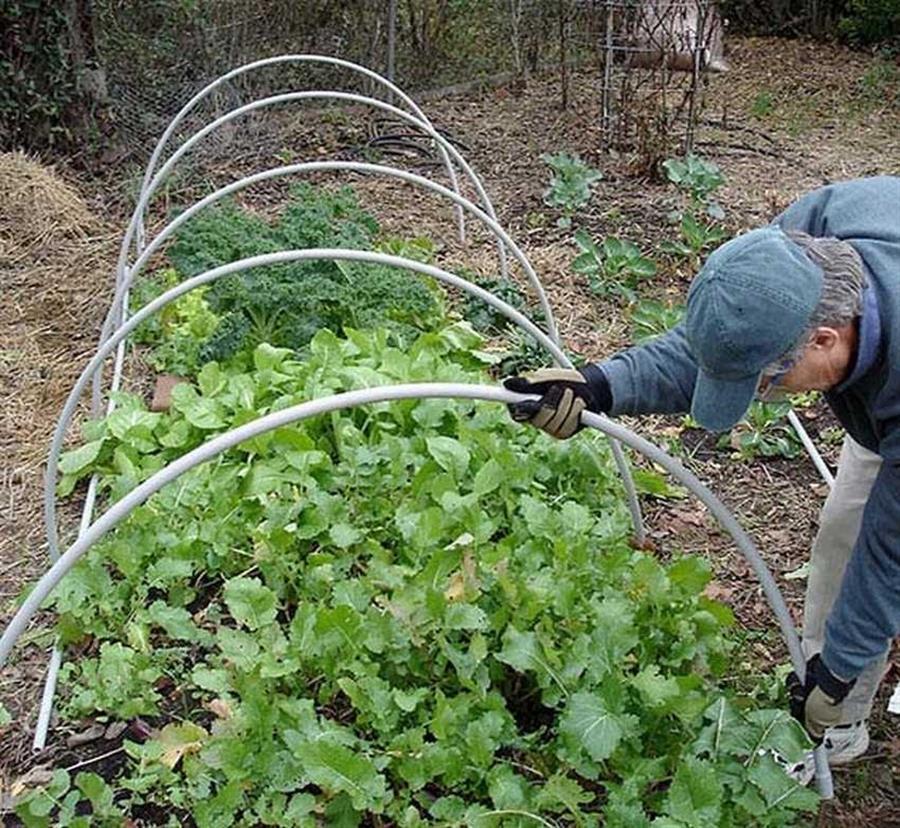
[92,1,611,159]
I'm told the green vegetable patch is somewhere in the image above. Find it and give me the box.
[17,322,820,826]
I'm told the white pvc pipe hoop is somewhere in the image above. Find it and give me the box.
[107,161,547,372]
[10,383,833,796]
[131,54,470,259]
[46,250,571,565]
[95,88,521,413]
[110,88,511,339]
[83,158,645,558]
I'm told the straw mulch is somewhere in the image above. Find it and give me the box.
[0,152,117,766]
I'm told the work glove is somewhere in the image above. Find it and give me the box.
[786,653,856,743]
[503,367,609,440]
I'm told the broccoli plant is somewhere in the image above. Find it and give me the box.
[572,229,657,301]
[541,152,603,227]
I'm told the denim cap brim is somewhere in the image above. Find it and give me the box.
[685,226,823,430]
[691,368,760,431]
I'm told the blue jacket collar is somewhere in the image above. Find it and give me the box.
[835,284,881,392]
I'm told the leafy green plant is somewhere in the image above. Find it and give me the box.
[838,0,900,47]
[39,321,818,826]
[541,152,603,228]
[572,229,657,301]
[461,274,530,335]
[131,268,221,376]
[628,299,685,343]
[751,90,775,118]
[663,155,724,204]
[139,184,444,369]
[858,58,900,103]
[663,154,726,221]
[719,400,804,460]
[663,212,728,260]
[15,769,125,828]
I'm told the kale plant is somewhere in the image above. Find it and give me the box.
[162,184,443,366]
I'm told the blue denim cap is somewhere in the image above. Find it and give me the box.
[685,227,823,431]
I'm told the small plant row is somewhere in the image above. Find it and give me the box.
[541,152,806,462]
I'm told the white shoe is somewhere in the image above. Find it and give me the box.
[773,721,870,786]
[821,720,870,765]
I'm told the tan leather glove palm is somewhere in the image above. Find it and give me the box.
[787,654,855,742]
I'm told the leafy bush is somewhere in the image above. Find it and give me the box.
[663,213,728,259]
[629,299,685,343]
[131,268,221,376]
[663,155,725,207]
[572,230,657,301]
[838,0,900,47]
[42,323,818,826]
[720,400,805,460]
[0,1,77,149]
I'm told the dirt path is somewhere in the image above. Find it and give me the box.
[2,35,898,822]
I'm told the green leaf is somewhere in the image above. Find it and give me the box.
[747,754,819,812]
[426,436,470,477]
[145,600,208,643]
[171,383,226,429]
[329,522,361,549]
[223,577,278,630]
[473,459,504,496]
[631,665,681,708]
[392,687,428,713]
[217,626,262,670]
[559,691,629,762]
[0,702,11,727]
[294,740,387,812]
[664,757,723,826]
[668,557,712,596]
[693,697,756,759]
[534,773,595,812]
[74,772,114,813]
[58,439,104,475]
[444,603,488,630]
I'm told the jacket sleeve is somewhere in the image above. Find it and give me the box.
[584,323,698,417]
[821,460,900,679]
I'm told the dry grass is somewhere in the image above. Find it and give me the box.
[0,152,118,766]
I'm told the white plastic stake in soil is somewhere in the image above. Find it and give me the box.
[889,681,900,715]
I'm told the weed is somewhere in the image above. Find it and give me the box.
[751,90,775,119]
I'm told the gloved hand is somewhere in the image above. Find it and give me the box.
[786,653,856,742]
[502,367,609,440]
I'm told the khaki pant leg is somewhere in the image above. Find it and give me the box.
[802,435,888,724]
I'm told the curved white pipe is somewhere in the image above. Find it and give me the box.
[10,383,832,795]
[46,250,567,563]
[132,54,469,257]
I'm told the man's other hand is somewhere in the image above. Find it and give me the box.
[787,653,856,742]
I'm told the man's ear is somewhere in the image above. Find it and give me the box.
[810,326,839,351]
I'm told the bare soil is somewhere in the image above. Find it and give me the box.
[1,35,898,824]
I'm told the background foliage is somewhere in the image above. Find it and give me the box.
[4,0,897,154]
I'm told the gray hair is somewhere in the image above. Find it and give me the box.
[775,230,866,368]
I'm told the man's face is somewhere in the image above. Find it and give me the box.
[757,324,857,398]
